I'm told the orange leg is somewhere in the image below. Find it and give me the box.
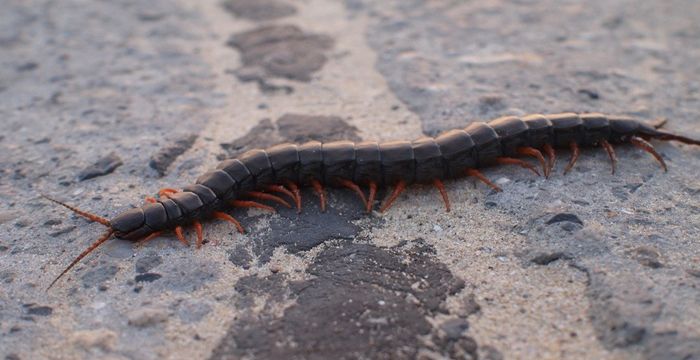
[284,181,303,213]
[433,179,451,212]
[158,188,179,198]
[213,211,245,234]
[495,157,540,176]
[630,136,667,172]
[193,221,204,249]
[265,184,299,212]
[542,143,556,176]
[380,180,407,213]
[366,181,378,213]
[230,200,276,213]
[310,179,326,212]
[246,191,291,208]
[174,226,189,247]
[335,178,368,209]
[136,231,164,247]
[600,140,618,175]
[465,168,502,192]
[517,147,549,178]
[145,196,157,204]
[563,141,580,175]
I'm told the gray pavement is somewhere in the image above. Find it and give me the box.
[1,0,699,359]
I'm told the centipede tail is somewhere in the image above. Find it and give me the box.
[44,112,700,289]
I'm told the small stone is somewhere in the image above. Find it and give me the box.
[43,218,62,226]
[546,213,584,226]
[630,247,663,269]
[77,153,123,181]
[49,225,76,237]
[135,273,162,283]
[530,252,571,265]
[23,304,53,316]
[578,88,600,100]
[127,308,169,327]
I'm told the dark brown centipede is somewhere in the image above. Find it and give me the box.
[44,112,700,289]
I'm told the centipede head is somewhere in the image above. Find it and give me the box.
[41,194,115,290]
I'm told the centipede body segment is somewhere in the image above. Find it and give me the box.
[44,112,700,289]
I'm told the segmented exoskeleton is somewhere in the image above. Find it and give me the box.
[44,112,700,289]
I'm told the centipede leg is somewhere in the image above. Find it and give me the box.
[213,211,245,234]
[230,200,276,213]
[465,168,503,192]
[284,181,303,213]
[335,178,368,209]
[517,147,549,178]
[144,196,157,204]
[193,221,204,249]
[158,188,178,198]
[563,141,580,175]
[600,140,618,175]
[495,157,540,176]
[379,180,407,213]
[265,185,298,211]
[366,181,377,213]
[432,179,451,212]
[246,191,291,208]
[136,231,164,248]
[543,143,556,176]
[174,226,189,247]
[310,179,326,212]
[630,136,668,172]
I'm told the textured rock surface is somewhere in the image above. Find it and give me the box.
[1,0,699,359]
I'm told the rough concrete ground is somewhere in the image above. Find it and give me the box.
[1,0,699,359]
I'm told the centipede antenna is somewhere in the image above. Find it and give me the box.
[654,131,700,146]
[41,194,111,227]
[47,229,114,290]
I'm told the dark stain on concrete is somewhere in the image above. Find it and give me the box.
[220,118,277,157]
[227,244,253,269]
[277,114,361,143]
[210,240,470,360]
[227,25,334,85]
[220,114,360,158]
[149,134,198,177]
[520,213,698,356]
[250,190,368,264]
[81,264,119,288]
[77,153,123,181]
[222,0,296,21]
[585,269,656,349]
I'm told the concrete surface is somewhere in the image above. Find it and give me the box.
[1,0,699,359]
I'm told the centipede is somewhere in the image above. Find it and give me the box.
[43,112,700,289]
